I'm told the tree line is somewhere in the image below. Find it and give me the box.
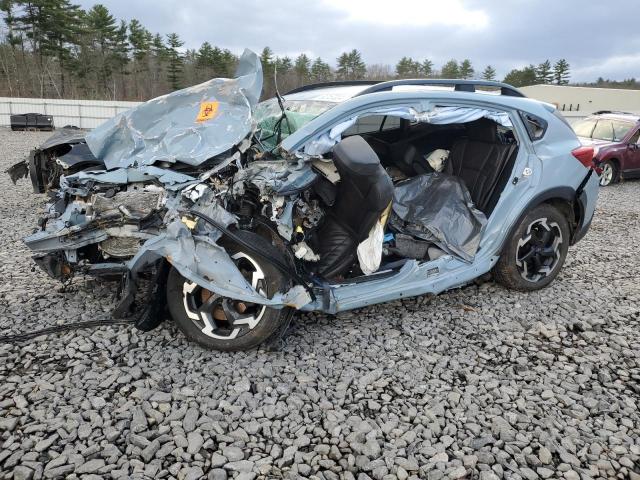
[0,0,629,103]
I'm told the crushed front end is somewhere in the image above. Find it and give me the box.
[14,50,316,333]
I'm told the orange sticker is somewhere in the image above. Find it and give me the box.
[196,101,219,122]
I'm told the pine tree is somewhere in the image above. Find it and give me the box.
[336,49,365,80]
[335,52,349,80]
[503,65,537,87]
[440,59,459,78]
[459,59,474,79]
[349,49,366,79]
[42,0,84,97]
[481,65,496,81]
[294,53,310,83]
[395,56,421,78]
[166,32,183,91]
[553,59,570,85]
[128,19,150,62]
[536,59,553,84]
[275,56,292,74]
[260,46,273,72]
[128,18,151,98]
[1,0,22,48]
[151,32,166,61]
[310,57,331,81]
[196,41,214,69]
[421,59,433,77]
[145,32,168,97]
[84,4,118,93]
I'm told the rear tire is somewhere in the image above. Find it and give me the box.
[599,160,618,186]
[166,231,293,351]
[493,204,570,291]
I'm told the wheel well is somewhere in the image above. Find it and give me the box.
[607,158,621,181]
[606,157,620,168]
[544,198,578,236]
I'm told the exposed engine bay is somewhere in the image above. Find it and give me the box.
[6,49,521,348]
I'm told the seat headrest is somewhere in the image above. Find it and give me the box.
[465,118,498,142]
[332,135,381,176]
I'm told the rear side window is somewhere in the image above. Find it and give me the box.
[612,120,634,141]
[573,119,596,138]
[519,111,548,141]
[592,120,614,141]
[343,115,400,135]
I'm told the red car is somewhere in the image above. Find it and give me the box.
[573,111,640,186]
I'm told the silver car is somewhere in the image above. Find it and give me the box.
[8,50,600,350]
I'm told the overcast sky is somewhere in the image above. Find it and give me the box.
[75,0,640,82]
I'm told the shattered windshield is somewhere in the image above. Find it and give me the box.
[254,98,336,151]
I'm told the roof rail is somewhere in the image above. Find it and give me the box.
[284,80,380,96]
[354,79,526,98]
[592,110,638,116]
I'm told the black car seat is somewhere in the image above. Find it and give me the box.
[446,118,517,214]
[313,136,394,278]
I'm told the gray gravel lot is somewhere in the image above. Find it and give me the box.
[0,129,638,480]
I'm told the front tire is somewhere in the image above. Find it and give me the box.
[166,231,293,351]
[599,160,617,186]
[493,204,570,291]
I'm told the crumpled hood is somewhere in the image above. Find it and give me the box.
[85,49,262,170]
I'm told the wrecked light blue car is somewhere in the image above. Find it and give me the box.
[8,49,600,351]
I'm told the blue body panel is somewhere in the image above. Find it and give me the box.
[282,90,598,313]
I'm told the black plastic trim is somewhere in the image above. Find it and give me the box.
[355,79,525,98]
[501,186,577,253]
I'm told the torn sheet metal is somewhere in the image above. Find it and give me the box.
[127,220,312,308]
[303,106,512,155]
[233,160,318,196]
[86,49,263,170]
[61,166,198,193]
[39,127,86,150]
[390,173,487,262]
[6,160,28,184]
[55,143,100,169]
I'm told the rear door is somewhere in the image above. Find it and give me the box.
[624,127,640,173]
[573,118,597,142]
[591,119,614,142]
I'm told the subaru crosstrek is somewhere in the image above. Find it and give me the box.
[7,49,600,350]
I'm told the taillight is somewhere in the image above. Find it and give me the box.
[572,146,600,172]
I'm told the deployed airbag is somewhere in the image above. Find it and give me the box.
[390,173,486,262]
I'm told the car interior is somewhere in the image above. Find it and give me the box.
[308,114,520,280]
[345,115,519,214]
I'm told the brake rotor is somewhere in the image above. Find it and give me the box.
[200,289,249,320]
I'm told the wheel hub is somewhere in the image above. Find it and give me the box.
[515,217,563,283]
[182,252,267,339]
[600,163,613,186]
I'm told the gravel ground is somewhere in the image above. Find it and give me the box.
[0,128,638,480]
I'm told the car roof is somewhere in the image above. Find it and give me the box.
[283,79,527,104]
[282,80,554,120]
[280,88,556,153]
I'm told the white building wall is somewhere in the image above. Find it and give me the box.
[0,97,141,129]
[519,85,640,123]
